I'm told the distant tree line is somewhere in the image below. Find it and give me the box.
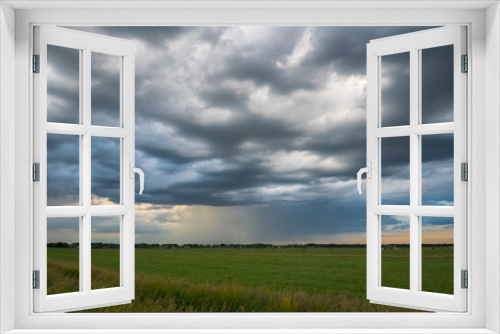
[47,242,454,249]
[47,242,119,249]
[133,243,372,249]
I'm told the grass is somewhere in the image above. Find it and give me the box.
[46,246,453,312]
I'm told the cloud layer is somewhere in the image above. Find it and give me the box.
[46,26,454,244]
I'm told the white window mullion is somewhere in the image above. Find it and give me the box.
[78,48,85,293]
[417,48,423,293]
[372,205,411,215]
[409,47,420,295]
[82,48,91,209]
[361,205,455,217]
[372,126,411,138]
[119,54,125,286]
[90,206,129,215]
[377,214,382,287]
[373,124,454,138]
[82,47,92,295]
[413,123,454,135]
[413,206,455,217]
[46,206,88,217]
[90,126,129,138]
[119,54,125,288]
[46,124,130,138]
[47,123,89,136]
[120,215,124,287]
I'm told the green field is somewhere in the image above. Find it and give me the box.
[46,246,453,312]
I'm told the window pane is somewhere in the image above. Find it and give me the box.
[421,134,454,206]
[421,217,454,295]
[381,136,410,205]
[47,134,80,206]
[92,52,121,127]
[91,137,121,205]
[47,217,80,295]
[91,216,120,290]
[381,215,410,290]
[381,52,410,127]
[421,45,454,124]
[47,45,80,124]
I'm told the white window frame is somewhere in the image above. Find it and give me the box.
[0,1,499,333]
[366,26,468,312]
[33,26,136,313]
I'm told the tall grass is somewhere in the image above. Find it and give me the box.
[47,260,79,295]
[46,257,415,312]
[47,259,120,295]
[103,275,415,312]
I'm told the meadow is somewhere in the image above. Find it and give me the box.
[46,246,453,312]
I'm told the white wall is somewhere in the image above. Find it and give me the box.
[485,2,500,333]
[0,2,16,333]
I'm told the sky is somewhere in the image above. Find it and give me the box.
[46,26,455,245]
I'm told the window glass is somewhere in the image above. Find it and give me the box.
[47,45,80,124]
[381,52,410,127]
[91,137,121,205]
[47,134,80,206]
[381,215,410,290]
[47,217,80,295]
[91,216,121,290]
[381,136,410,205]
[91,52,121,127]
[421,45,454,124]
[421,134,454,206]
[421,217,454,295]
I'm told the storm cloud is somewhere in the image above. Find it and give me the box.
[46,26,454,244]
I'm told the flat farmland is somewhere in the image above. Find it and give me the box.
[46,246,453,312]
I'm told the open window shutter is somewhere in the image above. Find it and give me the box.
[33,26,137,312]
[363,26,467,312]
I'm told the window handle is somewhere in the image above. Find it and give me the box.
[357,162,371,195]
[129,162,145,195]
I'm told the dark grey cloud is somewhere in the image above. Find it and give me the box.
[91,137,120,204]
[422,216,453,227]
[422,133,454,163]
[422,45,454,124]
[214,54,318,95]
[302,26,435,76]
[47,45,80,124]
[422,133,454,206]
[47,134,80,206]
[91,52,121,127]
[199,87,248,111]
[381,136,410,177]
[380,52,410,127]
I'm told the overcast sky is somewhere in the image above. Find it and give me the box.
[46,26,454,245]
